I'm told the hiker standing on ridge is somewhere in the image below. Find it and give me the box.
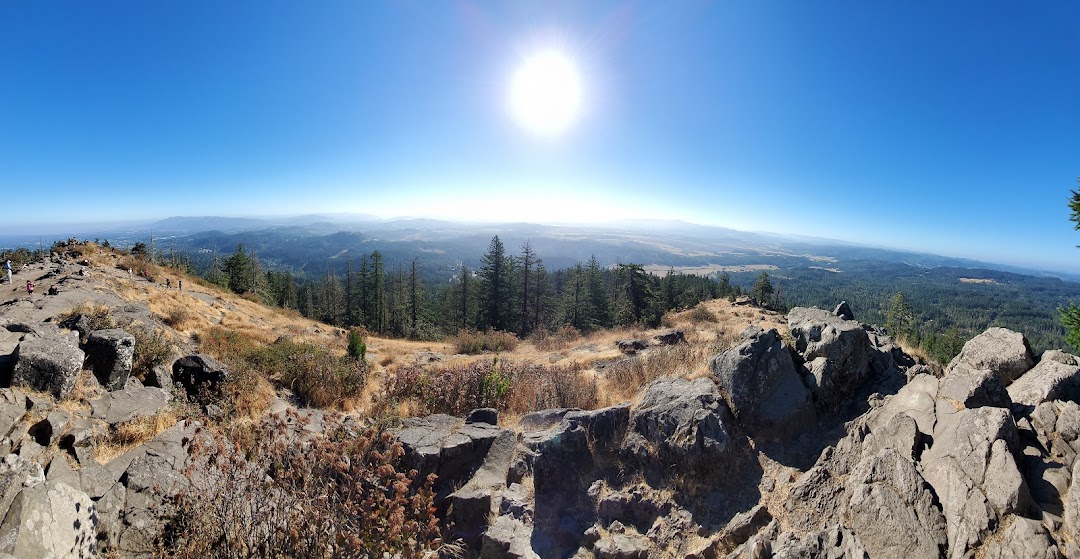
[4,260,10,285]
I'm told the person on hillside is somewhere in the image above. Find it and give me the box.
[178,279,182,291]
[166,278,171,289]
[25,280,33,298]
[4,260,10,285]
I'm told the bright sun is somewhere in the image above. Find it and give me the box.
[508,50,583,137]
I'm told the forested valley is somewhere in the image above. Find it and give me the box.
[134,234,1080,364]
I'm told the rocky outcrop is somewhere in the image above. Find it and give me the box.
[788,307,874,410]
[948,327,1034,386]
[711,327,815,440]
[621,377,734,474]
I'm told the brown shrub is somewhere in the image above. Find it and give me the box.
[604,344,707,398]
[450,329,519,354]
[385,358,595,417]
[687,306,717,323]
[528,325,581,352]
[159,414,441,558]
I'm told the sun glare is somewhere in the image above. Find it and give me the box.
[508,50,583,137]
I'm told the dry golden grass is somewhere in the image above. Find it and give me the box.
[95,407,179,463]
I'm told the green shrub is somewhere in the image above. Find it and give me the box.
[347,327,367,362]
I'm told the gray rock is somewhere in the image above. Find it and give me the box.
[593,532,649,559]
[172,354,230,398]
[449,429,517,548]
[981,516,1062,559]
[85,328,135,391]
[12,336,84,400]
[947,327,1034,386]
[481,515,539,559]
[867,374,938,436]
[0,480,95,558]
[1044,350,1080,366]
[844,448,946,558]
[653,330,686,346]
[1065,460,1080,543]
[711,327,815,440]
[0,454,44,518]
[27,410,70,446]
[0,389,26,438]
[833,301,854,321]
[766,524,869,559]
[787,307,873,409]
[143,364,173,390]
[622,377,734,473]
[723,504,773,547]
[863,412,924,461]
[616,339,648,354]
[938,361,1012,410]
[466,407,499,426]
[1008,358,1080,407]
[393,414,503,498]
[922,407,1031,558]
[89,385,171,426]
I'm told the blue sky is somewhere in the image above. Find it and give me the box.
[1,2,1078,271]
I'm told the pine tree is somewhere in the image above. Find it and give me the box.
[478,236,512,331]
[518,241,536,334]
[751,271,774,307]
[885,292,913,338]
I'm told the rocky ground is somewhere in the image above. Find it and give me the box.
[0,244,1077,558]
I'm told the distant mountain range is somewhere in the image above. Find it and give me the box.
[2,214,1077,282]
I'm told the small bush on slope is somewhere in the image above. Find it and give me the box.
[199,326,367,409]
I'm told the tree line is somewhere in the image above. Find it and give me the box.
[203,236,732,340]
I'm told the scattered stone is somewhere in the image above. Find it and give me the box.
[653,330,686,346]
[89,386,170,426]
[616,339,648,354]
[1008,357,1080,408]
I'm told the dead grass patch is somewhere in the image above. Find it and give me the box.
[95,407,178,463]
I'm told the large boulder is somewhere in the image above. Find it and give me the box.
[922,407,1032,558]
[787,307,873,409]
[711,327,815,440]
[947,327,1034,386]
[12,336,84,400]
[85,328,135,391]
[171,354,230,398]
[621,377,735,473]
[843,448,947,558]
[1008,356,1080,408]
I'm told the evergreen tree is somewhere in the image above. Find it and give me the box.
[751,271,774,306]
[478,236,513,331]
[885,291,914,337]
[518,241,536,334]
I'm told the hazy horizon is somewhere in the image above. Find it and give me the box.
[2,3,1077,274]
[5,210,1080,278]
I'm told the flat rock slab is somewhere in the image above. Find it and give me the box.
[0,480,95,559]
[90,386,171,426]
